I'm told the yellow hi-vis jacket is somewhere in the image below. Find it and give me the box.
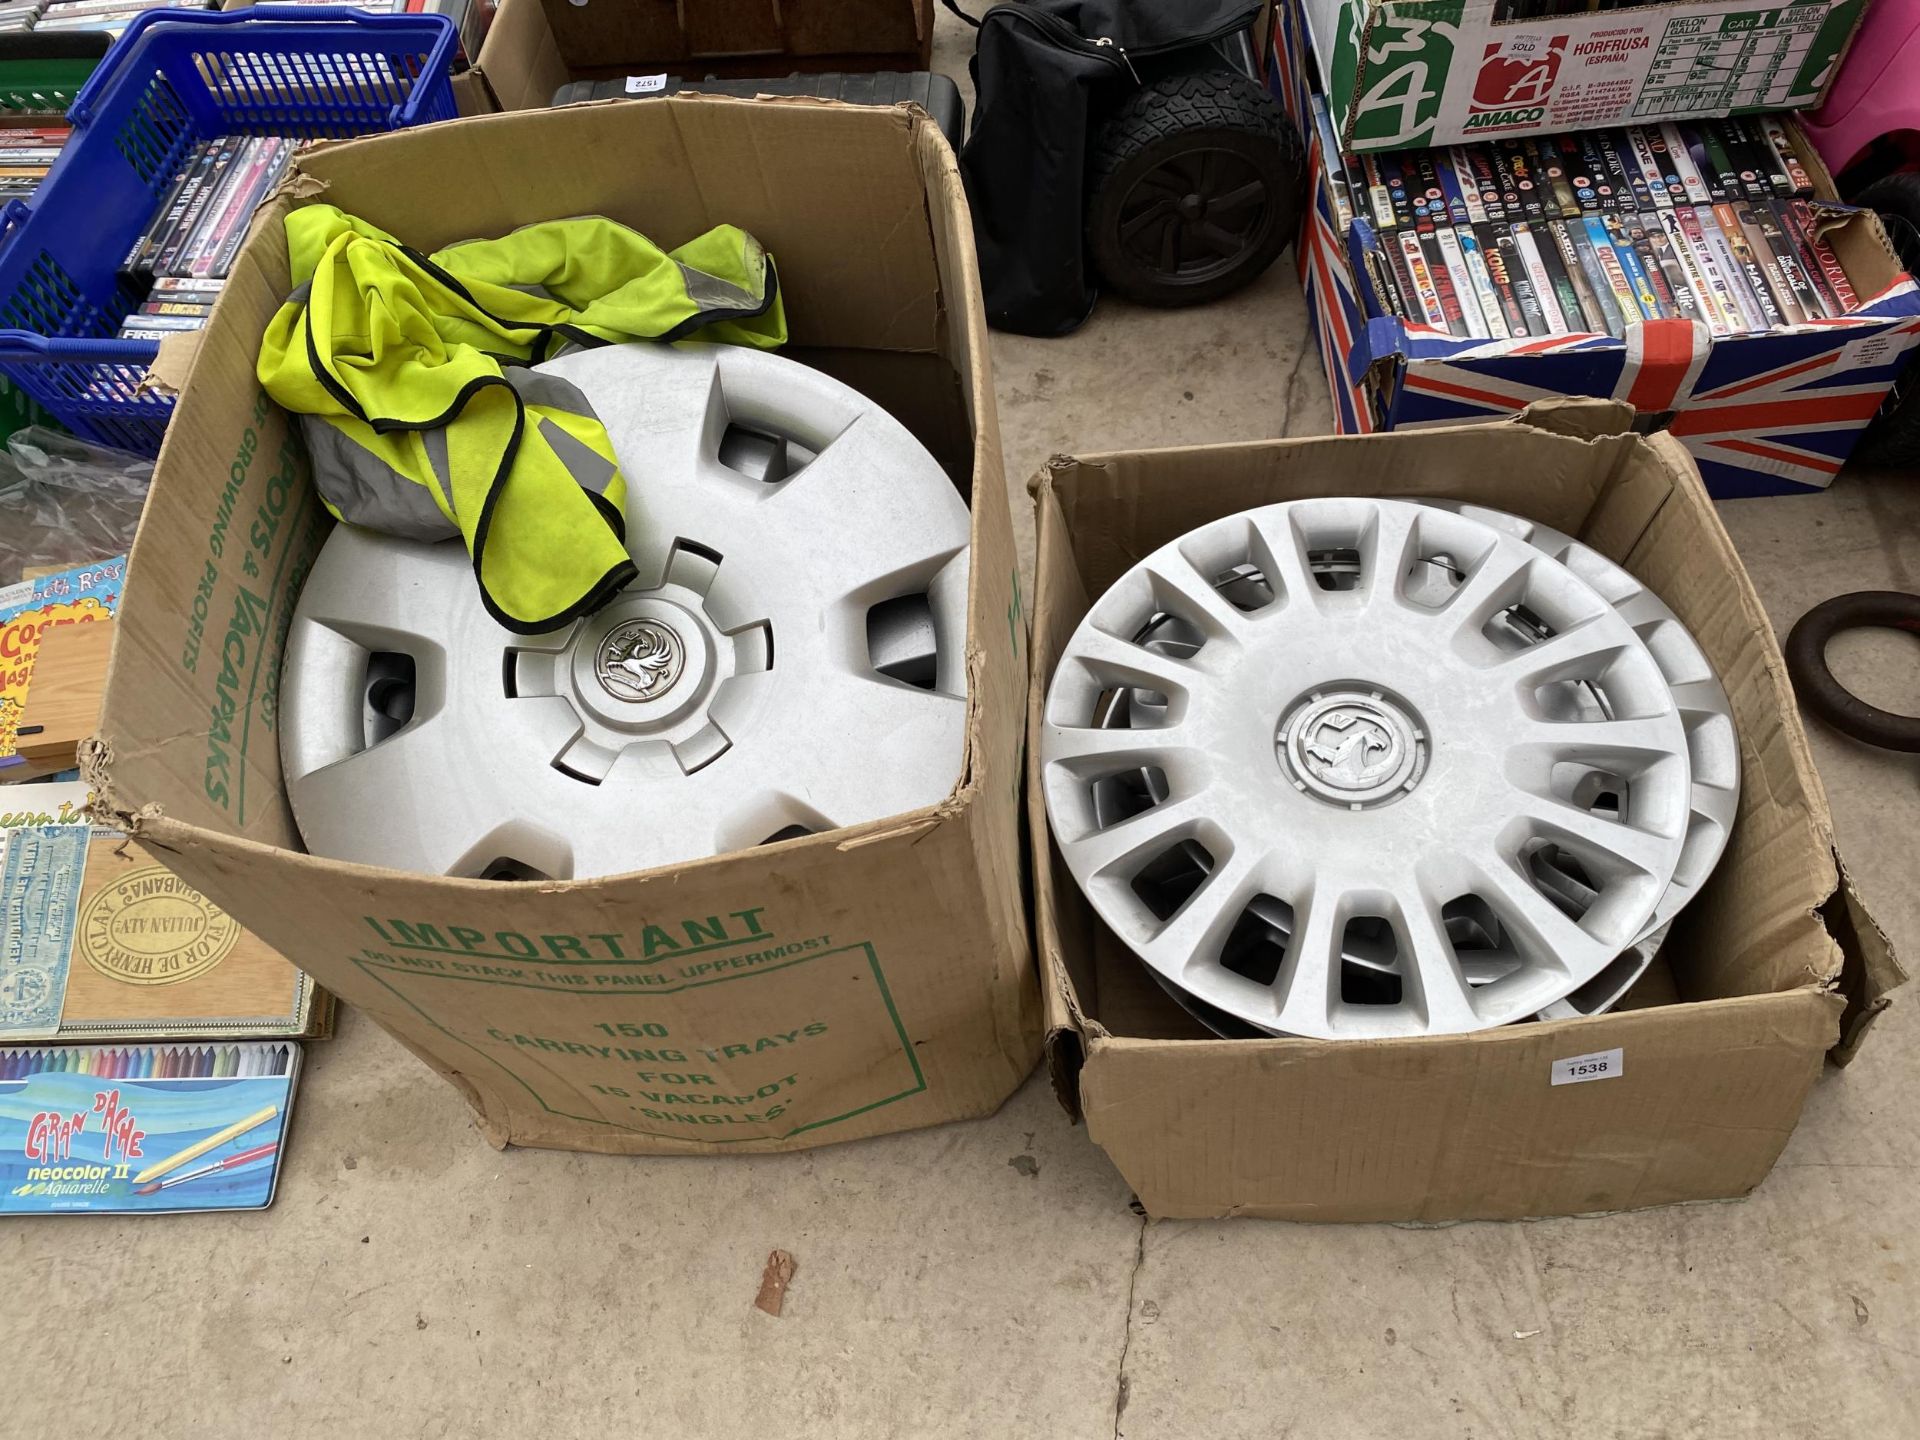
[257,205,786,632]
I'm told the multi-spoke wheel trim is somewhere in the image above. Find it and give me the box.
[280,342,972,880]
[1041,498,1701,1039]
[1427,503,1739,1020]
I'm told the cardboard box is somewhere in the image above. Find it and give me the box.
[454,0,568,114]
[1270,0,1920,497]
[86,97,1041,1155]
[537,0,932,81]
[1305,0,1868,152]
[1027,402,1902,1223]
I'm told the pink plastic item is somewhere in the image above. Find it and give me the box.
[1800,0,1920,182]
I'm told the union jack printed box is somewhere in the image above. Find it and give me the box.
[1269,0,1920,497]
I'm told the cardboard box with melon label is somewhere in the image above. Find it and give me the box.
[1307,0,1869,152]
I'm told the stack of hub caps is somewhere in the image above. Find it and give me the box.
[1039,497,1738,1039]
[278,342,973,881]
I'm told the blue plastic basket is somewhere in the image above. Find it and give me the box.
[0,7,458,455]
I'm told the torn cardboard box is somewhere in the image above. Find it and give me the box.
[1027,400,1902,1222]
[453,0,570,114]
[88,97,1041,1156]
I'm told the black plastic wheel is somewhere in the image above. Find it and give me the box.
[1784,590,1920,750]
[1848,173,1920,471]
[1087,69,1303,308]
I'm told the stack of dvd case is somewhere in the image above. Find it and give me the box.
[0,124,70,199]
[115,136,297,341]
[1322,115,1859,341]
[0,0,46,32]
[33,0,213,36]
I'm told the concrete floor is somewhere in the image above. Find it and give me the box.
[10,16,1920,1438]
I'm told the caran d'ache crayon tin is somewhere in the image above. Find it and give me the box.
[0,1042,300,1214]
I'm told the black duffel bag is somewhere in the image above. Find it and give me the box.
[947,0,1299,336]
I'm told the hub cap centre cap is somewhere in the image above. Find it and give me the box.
[596,618,686,701]
[1278,686,1429,810]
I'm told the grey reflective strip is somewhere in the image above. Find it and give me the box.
[675,257,765,314]
[421,423,459,522]
[505,365,597,418]
[302,415,456,542]
[507,367,619,498]
[539,416,619,501]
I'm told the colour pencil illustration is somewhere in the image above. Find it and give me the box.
[134,1142,278,1196]
[132,1104,279,1185]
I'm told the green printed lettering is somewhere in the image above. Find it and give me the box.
[730,906,768,936]
[448,926,486,951]
[640,925,680,957]
[494,931,538,958]
[181,559,217,673]
[589,931,626,959]
[209,428,257,560]
[543,933,589,960]
[202,585,269,810]
[683,915,727,945]
[389,921,448,949]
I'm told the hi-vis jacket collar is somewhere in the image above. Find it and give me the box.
[257,206,787,633]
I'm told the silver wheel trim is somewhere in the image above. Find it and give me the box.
[280,342,972,880]
[1065,504,1737,1034]
[1143,917,1676,1036]
[1041,498,1695,1039]
[1428,504,1739,1020]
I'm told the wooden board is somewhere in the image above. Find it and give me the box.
[14,614,112,774]
[59,832,317,1031]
